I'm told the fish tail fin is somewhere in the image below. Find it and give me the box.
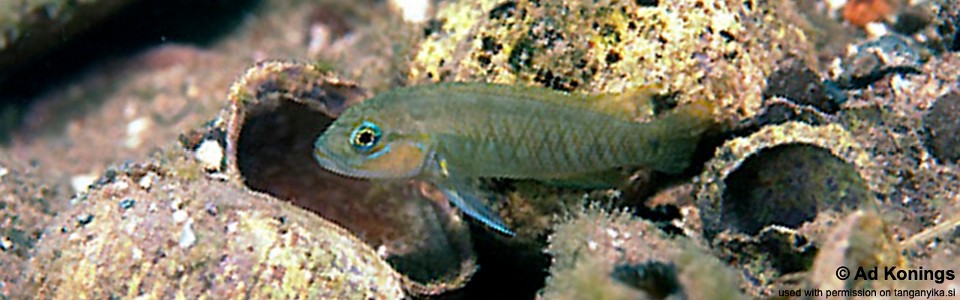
[586,82,663,121]
[645,99,717,174]
[670,98,717,130]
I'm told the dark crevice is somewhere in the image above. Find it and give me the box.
[611,262,685,299]
[831,65,922,90]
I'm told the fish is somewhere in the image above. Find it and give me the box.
[313,82,715,236]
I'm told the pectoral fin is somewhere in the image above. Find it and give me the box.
[437,181,515,237]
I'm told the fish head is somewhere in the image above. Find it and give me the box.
[313,105,432,179]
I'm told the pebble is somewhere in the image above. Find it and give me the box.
[119,198,136,210]
[390,0,430,23]
[179,220,196,249]
[195,139,224,172]
[0,236,12,251]
[131,246,143,260]
[226,222,238,234]
[836,34,922,89]
[124,117,151,149]
[124,221,138,235]
[865,22,889,39]
[173,210,189,224]
[204,202,218,216]
[76,214,94,226]
[70,173,98,194]
[138,172,155,190]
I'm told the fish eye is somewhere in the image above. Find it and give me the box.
[350,121,382,153]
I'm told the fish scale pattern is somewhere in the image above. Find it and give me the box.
[339,82,708,180]
[437,96,645,178]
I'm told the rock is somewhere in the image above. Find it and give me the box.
[27,158,407,299]
[411,0,813,126]
[0,0,135,84]
[763,61,839,113]
[0,152,69,298]
[542,204,746,300]
[835,34,923,90]
[697,122,882,240]
[923,92,960,164]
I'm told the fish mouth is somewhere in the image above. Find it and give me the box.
[313,146,399,179]
[312,147,364,179]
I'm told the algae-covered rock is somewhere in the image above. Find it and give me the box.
[410,0,812,125]
[27,153,407,299]
[692,121,883,293]
[542,204,746,300]
[399,0,819,256]
[697,122,882,240]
